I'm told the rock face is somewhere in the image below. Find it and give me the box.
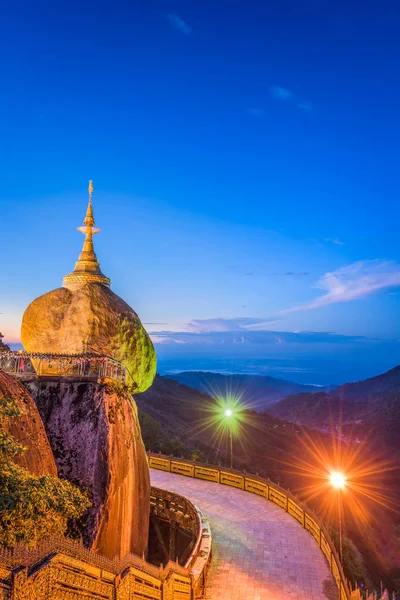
[0,370,57,477]
[21,283,156,393]
[25,379,150,559]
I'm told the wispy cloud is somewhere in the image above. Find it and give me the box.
[185,317,279,333]
[166,13,192,35]
[150,325,368,348]
[226,269,309,277]
[247,107,263,117]
[269,86,294,101]
[309,237,324,248]
[283,260,400,313]
[269,86,312,111]
[324,237,345,246]
[277,271,310,276]
[297,102,312,110]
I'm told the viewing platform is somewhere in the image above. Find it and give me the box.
[0,351,127,383]
[149,454,351,600]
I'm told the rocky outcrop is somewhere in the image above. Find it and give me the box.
[25,379,150,559]
[21,283,156,393]
[0,370,57,477]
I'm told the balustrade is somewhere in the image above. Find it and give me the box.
[0,351,126,384]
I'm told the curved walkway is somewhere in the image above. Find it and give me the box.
[151,469,336,600]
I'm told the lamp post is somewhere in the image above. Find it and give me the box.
[330,471,346,563]
[224,408,234,469]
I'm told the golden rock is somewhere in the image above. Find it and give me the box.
[21,284,156,392]
[21,182,156,393]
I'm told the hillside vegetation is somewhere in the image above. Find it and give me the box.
[269,365,400,452]
[0,394,90,547]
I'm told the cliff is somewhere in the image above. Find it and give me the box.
[0,370,57,477]
[25,379,150,559]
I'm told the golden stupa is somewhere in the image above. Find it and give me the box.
[21,182,156,392]
[63,180,111,290]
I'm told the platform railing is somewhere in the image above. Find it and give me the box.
[148,452,352,600]
[0,351,127,383]
[0,486,212,599]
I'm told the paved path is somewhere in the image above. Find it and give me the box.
[151,469,336,600]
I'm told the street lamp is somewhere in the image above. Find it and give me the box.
[330,471,346,563]
[224,408,234,469]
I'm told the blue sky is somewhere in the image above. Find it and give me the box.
[1,0,399,384]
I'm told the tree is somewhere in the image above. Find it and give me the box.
[0,333,10,353]
[0,396,90,548]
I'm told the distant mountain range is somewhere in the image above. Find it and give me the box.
[166,371,334,410]
[268,365,400,451]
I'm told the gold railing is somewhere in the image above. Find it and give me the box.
[0,351,127,383]
[150,487,212,596]
[150,486,200,542]
[0,486,212,599]
[148,452,350,600]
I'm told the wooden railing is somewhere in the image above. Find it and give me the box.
[0,351,127,383]
[148,452,351,600]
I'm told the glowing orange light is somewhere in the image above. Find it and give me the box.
[330,471,346,490]
[272,421,399,538]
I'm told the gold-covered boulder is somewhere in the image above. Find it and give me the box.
[21,283,156,392]
[21,181,156,393]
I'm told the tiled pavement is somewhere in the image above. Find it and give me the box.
[151,469,336,600]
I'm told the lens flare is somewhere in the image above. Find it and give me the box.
[182,379,254,466]
[330,471,346,490]
[273,419,399,551]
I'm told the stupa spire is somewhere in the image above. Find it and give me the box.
[63,181,111,291]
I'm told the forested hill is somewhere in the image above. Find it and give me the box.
[331,364,400,404]
[268,365,400,451]
[135,374,319,477]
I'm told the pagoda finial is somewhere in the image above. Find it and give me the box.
[82,180,96,229]
[63,181,111,291]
